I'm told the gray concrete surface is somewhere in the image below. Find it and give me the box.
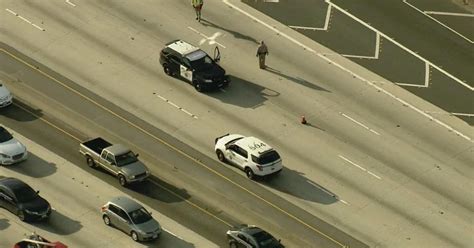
[0,0,473,247]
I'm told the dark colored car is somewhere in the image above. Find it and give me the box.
[0,177,51,221]
[226,225,284,248]
[159,39,230,92]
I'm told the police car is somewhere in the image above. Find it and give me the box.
[214,134,283,179]
[159,40,230,92]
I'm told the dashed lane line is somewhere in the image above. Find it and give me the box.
[154,93,198,119]
[340,112,380,136]
[5,8,46,31]
[339,155,382,180]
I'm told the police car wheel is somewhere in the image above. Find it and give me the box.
[193,81,203,92]
[163,64,172,76]
[245,168,255,179]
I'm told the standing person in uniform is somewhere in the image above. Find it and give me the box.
[192,0,204,22]
[256,41,269,69]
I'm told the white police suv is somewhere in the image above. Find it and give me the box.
[159,40,230,92]
[214,134,283,179]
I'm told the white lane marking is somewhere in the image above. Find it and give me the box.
[222,0,473,142]
[155,93,198,119]
[341,32,381,59]
[424,11,474,17]
[340,112,380,136]
[5,8,45,31]
[65,0,76,7]
[394,62,431,88]
[424,111,474,117]
[339,199,350,205]
[327,0,472,90]
[339,155,382,180]
[264,0,280,2]
[289,5,332,31]
[403,0,473,44]
[187,26,226,48]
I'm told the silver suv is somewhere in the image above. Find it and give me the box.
[101,196,161,242]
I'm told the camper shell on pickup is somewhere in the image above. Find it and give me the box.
[79,137,149,186]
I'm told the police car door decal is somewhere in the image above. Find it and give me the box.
[180,65,193,82]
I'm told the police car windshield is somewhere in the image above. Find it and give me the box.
[188,54,214,71]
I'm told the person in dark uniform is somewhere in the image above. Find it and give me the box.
[256,41,269,69]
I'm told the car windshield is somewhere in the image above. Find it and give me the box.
[189,55,214,71]
[115,151,138,166]
[256,150,281,165]
[15,185,38,203]
[253,230,280,248]
[0,128,13,143]
[129,207,152,224]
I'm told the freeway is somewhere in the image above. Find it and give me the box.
[0,123,218,248]
[1,0,473,247]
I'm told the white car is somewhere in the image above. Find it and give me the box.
[0,126,28,165]
[0,83,13,108]
[214,134,282,179]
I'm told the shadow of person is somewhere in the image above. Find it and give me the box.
[33,210,82,235]
[200,18,260,45]
[264,66,331,92]
[261,166,338,204]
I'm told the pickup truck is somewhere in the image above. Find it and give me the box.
[79,137,150,186]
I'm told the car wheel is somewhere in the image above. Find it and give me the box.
[229,242,238,248]
[163,64,172,76]
[86,156,96,168]
[245,167,255,180]
[103,215,111,226]
[216,150,226,162]
[193,80,203,92]
[118,175,127,187]
[18,210,26,222]
[131,231,139,242]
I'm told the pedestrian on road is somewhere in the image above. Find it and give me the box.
[192,0,204,22]
[256,41,269,69]
[463,0,469,5]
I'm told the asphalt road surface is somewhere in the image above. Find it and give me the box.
[1,0,473,247]
[244,0,474,125]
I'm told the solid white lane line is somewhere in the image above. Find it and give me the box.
[424,111,474,117]
[424,11,474,17]
[341,112,380,136]
[403,0,473,44]
[155,93,198,119]
[5,8,45,31]
[289,5,332,31]
[339,155,382,180]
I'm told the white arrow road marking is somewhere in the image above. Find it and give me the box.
[188,27,226,48]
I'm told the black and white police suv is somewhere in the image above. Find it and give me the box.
[214,134,283,179]
[159,40,230,92]
[226,224,284,248]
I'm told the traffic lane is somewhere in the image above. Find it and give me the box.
[0,48,367,248]
[0,131,214,248]
[328,0,474,85]
[0,103,230,247]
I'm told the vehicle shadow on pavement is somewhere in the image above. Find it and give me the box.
[2,153,57,178]
[0,100,43,122]
[153,231,196,248]
[207,75,279,108]
[261,167,338,204]
[0,218,10,231]
[127,176,191,204]
[264,66,331,92]
[33,210,82,235]
[200,18,260,45]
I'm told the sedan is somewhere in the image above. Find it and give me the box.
[0,177,51,221]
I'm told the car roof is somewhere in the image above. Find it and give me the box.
[109,196,142,212]
[235,136,273,157]
[107,144,130,156]
[0,177,30,191]
[166,40,200,56]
